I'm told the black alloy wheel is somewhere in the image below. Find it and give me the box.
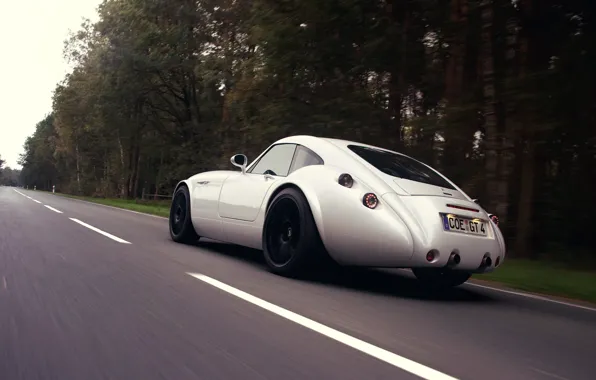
[169,185,199,244]
[266,197,301,267]
[262,187,329,277]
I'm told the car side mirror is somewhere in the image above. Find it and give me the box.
[230,154,248,174]
[472,198,479,204]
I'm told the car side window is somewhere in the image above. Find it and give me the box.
[249,144,297,177]
[289,146,323,174]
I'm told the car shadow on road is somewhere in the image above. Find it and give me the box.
[196,240,497,304]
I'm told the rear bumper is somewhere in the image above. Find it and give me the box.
[383,194,506,272]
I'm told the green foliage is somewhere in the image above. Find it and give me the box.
[0,166,21,186]
[481,259,596,304]
[0,155,21,186]
[18,0,596,265]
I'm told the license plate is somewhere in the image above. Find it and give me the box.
[441,213,487,236]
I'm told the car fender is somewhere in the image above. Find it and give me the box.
[175,171,234,211]
[173,179,191,195]
[265,175,326,241]
[172,178,193,205]
[491,218,507,261]
[173,179,192,197]
[261,165,415,265]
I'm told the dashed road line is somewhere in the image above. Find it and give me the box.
[44,205,63,214]
[13,189,42,204]
[69,218,131,244]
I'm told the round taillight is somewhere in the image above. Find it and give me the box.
[338,173,354,188]
[490,214,499,225]
[363,193,378,209]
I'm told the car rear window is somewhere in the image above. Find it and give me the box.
[347,145,456,190]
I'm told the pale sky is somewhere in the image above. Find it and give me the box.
[0,0,102,169]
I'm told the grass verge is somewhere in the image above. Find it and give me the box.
[51,192,596,305]
[55,193,170,218]
[477,259,596,305]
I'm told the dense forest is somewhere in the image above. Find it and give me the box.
[0,156,21,186]
[17,0,595,264]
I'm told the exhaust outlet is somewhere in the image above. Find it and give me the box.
[480,253,492,268]
[447,252,461,267]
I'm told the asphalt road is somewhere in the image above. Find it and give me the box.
[1,186,595,380]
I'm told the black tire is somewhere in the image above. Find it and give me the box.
[169,185,200,244]
[262,187,328,277]
[411,268,471,288]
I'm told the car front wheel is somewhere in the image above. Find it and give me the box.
[262,187,327,277]
[169,185,200,244]
[411,268,471,288]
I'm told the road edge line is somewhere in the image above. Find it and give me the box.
[187,272,458,380]
[51,194,168,219]
[466,282,596,312]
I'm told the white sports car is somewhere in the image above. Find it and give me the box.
[169,135,506,287]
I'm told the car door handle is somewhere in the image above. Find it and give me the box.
[264,174,275,181]
[197,181,209,185]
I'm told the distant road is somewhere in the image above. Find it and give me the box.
[1,186,595,380]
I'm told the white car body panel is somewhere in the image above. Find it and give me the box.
[218,172,278,222]
[175,135,507,273]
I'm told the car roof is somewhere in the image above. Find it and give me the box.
[274,135,410,158]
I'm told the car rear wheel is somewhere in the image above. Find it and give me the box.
[262,187,328,277]
[411,268,471,288]
[169,185,200,244]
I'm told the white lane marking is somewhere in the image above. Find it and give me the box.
[2,276,7,290]
[13,189,34,200]
[394,268,596,312]
[187,273,458,380]
[466,283,596,312]
[69,218,131,244]
[529,367,570,380]
[51,194,167,219]
[13,190,43,204]
[44,205,63,214]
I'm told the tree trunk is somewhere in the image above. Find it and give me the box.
[481,0,500,211]
[445,0,467,102]
[514,140,536,257]
[443,0,469,180]
[118,133,126,198]
[154,149,163,200]
[388,72,403,149]
[512,0,537,257]
[385,0,408,150]
[132,150,141,198]
[75,143,81,194]
[125,141,134,199]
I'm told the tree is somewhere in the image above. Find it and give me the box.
[18,0,596,265]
